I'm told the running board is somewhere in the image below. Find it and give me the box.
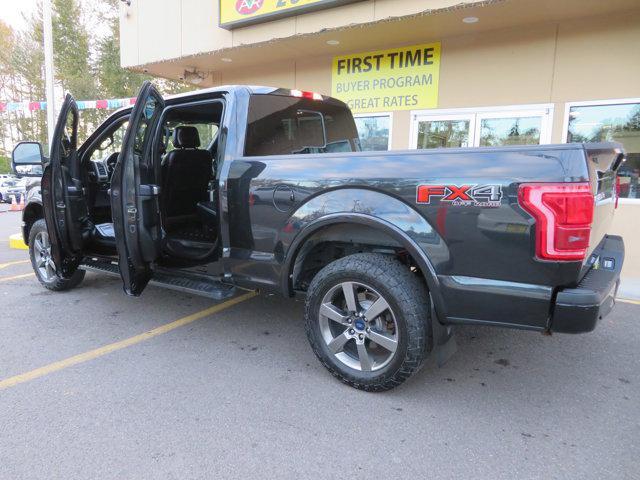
[79,258,236,300]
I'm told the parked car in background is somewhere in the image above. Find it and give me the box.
[0,179,25,203]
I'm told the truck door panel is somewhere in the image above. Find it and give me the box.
[111,81,164,295]
[41,94,89,277]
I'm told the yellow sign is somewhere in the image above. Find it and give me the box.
[331,42,441,113]
[220,0,362,29]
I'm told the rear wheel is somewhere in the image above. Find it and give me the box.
[28,219,85,291]
[305,253,431,391]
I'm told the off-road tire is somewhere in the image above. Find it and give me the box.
[28,219,85,291]
[305,253,431,391]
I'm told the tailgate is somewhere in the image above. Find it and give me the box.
[583,142,625,270]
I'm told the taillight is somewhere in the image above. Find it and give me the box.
[290,89,323,101]
[518,183,594,261]
[615,175,621,209]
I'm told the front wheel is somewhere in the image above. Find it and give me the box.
[305,253,431,391]
[28,219,85,291]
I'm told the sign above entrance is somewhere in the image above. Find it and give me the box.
[331,42,441,114]
[219,0,364,29]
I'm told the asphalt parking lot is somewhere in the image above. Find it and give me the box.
[0,210,638,480]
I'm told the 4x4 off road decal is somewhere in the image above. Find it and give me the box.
[416,184,503,207]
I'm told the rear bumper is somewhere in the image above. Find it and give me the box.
[550,235,624,333]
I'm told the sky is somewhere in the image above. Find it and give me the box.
[0,0,111,36]
[0,0,37,30]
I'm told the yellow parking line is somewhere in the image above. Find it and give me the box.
[0,272,34,283]
[618,297,640,306]
[0,290,258,390]
[0,260,30,270]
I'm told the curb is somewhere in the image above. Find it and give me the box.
[9,233,28,250]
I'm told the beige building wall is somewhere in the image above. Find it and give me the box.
[119,0,488,68]
[209,11,640,146]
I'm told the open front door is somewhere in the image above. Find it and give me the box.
[41,94,88,278]
[111,81,164,296]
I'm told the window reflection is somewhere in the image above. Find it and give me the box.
[480,116,541,146]
[568,102,640,199]
[417,120,470,148]
[355,115,390,151]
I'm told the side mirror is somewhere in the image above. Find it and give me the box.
[11,141,44,177]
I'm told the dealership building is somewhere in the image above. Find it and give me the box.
[119,0,640,295]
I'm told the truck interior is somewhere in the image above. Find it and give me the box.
[83,98,224,264]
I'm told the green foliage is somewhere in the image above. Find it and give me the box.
[0,155,10,174]
[0,14,49,154]
[96,17,150,99]
[93,0,191,98]
[1,0,194,155]
[53,0,96,99]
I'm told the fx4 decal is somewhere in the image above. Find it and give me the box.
[416,184,503,207]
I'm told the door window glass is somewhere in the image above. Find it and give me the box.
[417,119,470,148]
[479,116,541,146]
[134,97,160,156]
[60,108,77,160]
[355,115,390,151]
[567,102,640,199]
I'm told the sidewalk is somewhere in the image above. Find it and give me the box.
[619,278,640,301]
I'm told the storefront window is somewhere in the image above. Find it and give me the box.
[479,116,541,146]
[417,120,470,148]
[567,101,640,199]
[354,115,390,151]
[412,105,552,150]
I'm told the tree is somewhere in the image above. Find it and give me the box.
[1,0,192,158]
[53,0,95,99]
[96,17,150,98]
[0,14,48,155]
[53,0,103,139]
[94,0,191,98]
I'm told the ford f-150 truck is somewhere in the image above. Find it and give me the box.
[12,82,625,391]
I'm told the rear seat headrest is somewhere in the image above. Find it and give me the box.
[172,126,201,149]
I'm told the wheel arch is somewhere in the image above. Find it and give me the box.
[22,201,44,245]
[282,212,447,319]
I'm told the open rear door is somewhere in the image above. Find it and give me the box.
[111,81,164,296]
[41,94,88,278]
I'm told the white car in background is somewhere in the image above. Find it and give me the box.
[0,179,25,203]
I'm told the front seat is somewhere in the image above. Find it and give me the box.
[161,126,213,229]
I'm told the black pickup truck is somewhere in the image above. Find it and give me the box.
[12,82,625,391]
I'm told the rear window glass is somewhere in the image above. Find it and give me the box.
[245,94,360,156]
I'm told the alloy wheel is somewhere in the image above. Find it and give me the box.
[33,231,56,282]
[318,281,399,372]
